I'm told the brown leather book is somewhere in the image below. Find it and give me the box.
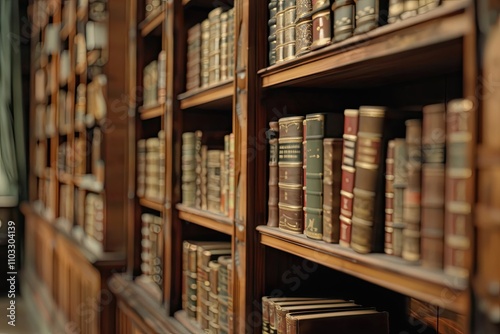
[262,297,321,334]
[323,138,343,243]
[444,99,474,279]
[310,1,331,51]
[268,122,280,227]
[278,116,305,233]
[402,119,422,263]
[351,106,386,254]
[385,140,395,255]
[286,309,389,334]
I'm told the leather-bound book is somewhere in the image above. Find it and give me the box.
[276,302,361,334]
[310,0,331,50]
[208,260,221,328]
[402,119,422,263]
[186,24,201,91]
[201,145,208,210]
[421,104,446,268]
[339,109,359,248]
[353,0,388,34]
[278,116,305,233]
[392,138,407,256]
[208,7,223,85]
[227,8,235,79]
[263,297,322,334]
[283,0,297,61]
[229,134,235,219]
[331,0,355,42]
[286,309,389,334]
[182,132,196,206]
[157,51,167,103]
[323,138,343,243]
[269,0,278,65]
[268,122,280,227]
[295,0,313,56]
[418,0,441,14]
[388,0,404,23]
[302,118,307,231]
[444,99,474,279]
[385,140,395,255]
[218,256,232,333]
[304,113,344,239]
[401,0,419,19]
[220,12,229,81]
[351,106,386,254]
[275,0,286,63]
[201,19,210,87]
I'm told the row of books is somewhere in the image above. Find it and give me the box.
[137,131,166,202]
[267,99,473,278]
[141,213,164,287]
[181,131,235,218]
[267,0,443,66]
[182,241,233,333]
[262,296,388,334]
[185,7,235,91]
[84,193,104,243]
[143,52,167,108]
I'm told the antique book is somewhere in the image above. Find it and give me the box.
[418,0,441,14]
[223,134,231,215]
[157,51,167,103]
[182,132,197,206]
[444,99,474,279]
[137,139,146,198]
[388,0,404,23]
[283,0,297,60]
[351,106,386,253]
[353,0,388,34]
[401,0,419,19]
[208,149,224,213]
[201,19,210,87]
[402,119,422,263]
[339,109,359,247]
[269,299,347,334]
[86,21,107,50]
[385,140,395,255]
[276,302,361,334]
[158,130,166,200]
[275,0,286,63]
[392,138,407,256]
[421,104,446,268]
[227,8,235,79]
[201,145,208,210]
[278,116,305,233]
[331,0,355,42]
[186,24,201,91]
[194,131,203,209]
[269,0,278,65]
[295,0,312,56]
[208,7,223,85]
[262,297,322,334]
[229,133,235,219]
[310,0,331,50]
[302,118,307,232]
[145,136,160,200]
[220,12,229,81]
[268,122,280,227]
[218,255,232,332]
[285,309,389,334]
[323,138,343,243]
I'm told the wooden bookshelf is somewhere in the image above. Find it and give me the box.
[139,197,165,212]
[176,203,234,235]
[139,6,166,36]
[139,103,164,120]
[178,79,233,109]
[257,226,468,314]
[258,0,470,88]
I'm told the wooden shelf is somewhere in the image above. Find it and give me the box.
[139,7,165,37]
[109,275,191,334]
[139,104,164,120]
[258,0,470,88]
[257,226,469,315]
[176,203,233,236]
[139,197,165,212]
[178,79,233,110]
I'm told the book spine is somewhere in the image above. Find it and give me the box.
[392,138,407,257]
[262,297,270,334]
[278,116,305,233]
[339,109,359,247]
[268,122,280,227]
[354,0,386,34]
[283,0,297,60]
[268,1,278,65]
[227,8,235,79]
[229,133,235,219]
[385,140,395,255]
[421,103,446,268]
[304,114,325,240]
[220,12,229,81]
[444,99,474,279]
[208,261,221,330]
[275,0,285,63]
[201,19,210,88]
[186,24,201,91]
[401,0,419,20]
[323,138,343,243]
[220,149,227,214]
[402,119,422,263]
[351,106,386,254]
[302,118,307,231]
[332,0,355,42]
[208,150,223,213]
[182,133,196,206]
[208,7,223,85]
[286,313,297,334]
[310,8,331,51]
[157,50,166,103]
[388,0,404,23]
[182,241,191,312]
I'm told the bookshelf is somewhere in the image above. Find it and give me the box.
[23,0,129,332]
